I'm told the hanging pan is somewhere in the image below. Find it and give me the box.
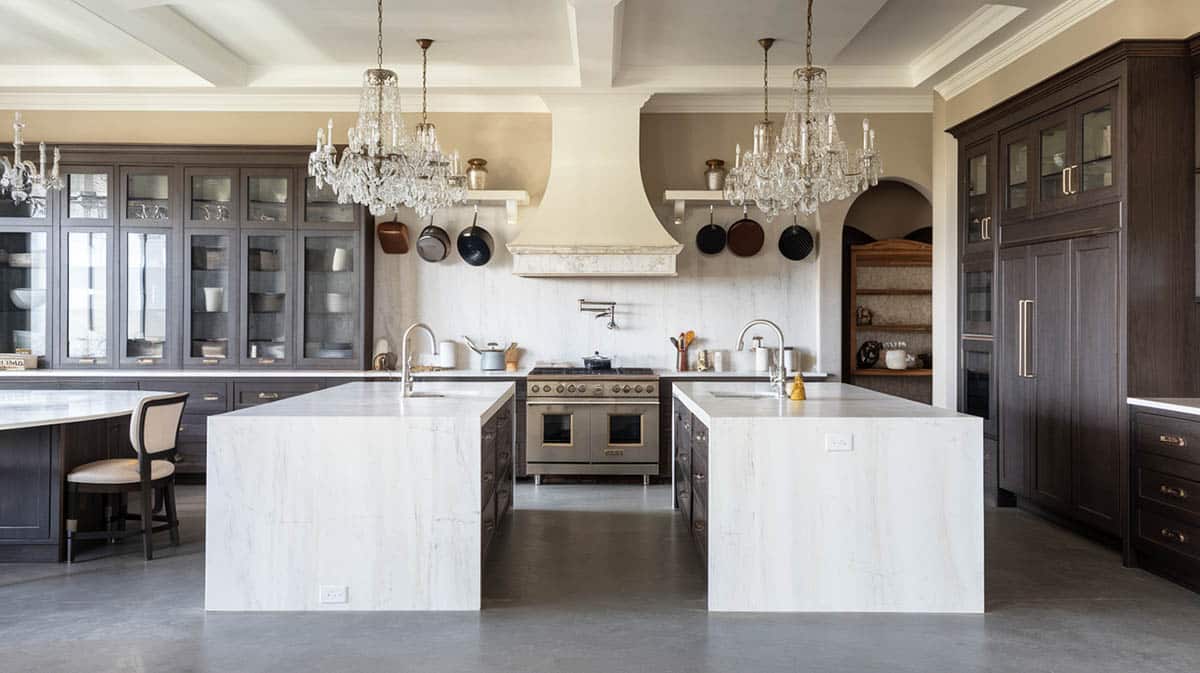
[416,215,451,262]
[727,205,764,257]
[696,204,727,255]
[778,210,815,261]
[456,204,494,267]
[377,215,410,254]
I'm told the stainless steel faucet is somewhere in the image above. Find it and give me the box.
[736,319,788,399]
[401,322,439,397]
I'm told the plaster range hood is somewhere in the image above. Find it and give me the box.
[507,93,683,277]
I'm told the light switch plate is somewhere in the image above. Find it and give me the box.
[825,433,853,452]
[319,585,348,604]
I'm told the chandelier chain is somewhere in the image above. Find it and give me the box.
[421,43,429,123]
[376,0,384,71]
[806,0,814,68]
[762,41,768,122]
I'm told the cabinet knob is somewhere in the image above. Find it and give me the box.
[1159,484,1189,500]
[1158,434,1187,447]
[1160,527,1188,544]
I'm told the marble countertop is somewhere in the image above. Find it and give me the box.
[657,369,829,379]
[672,381,971,425]
[1128,397,1200,417]
[0,367,826,380]
[216,381,514,421]
[0,389,171,431]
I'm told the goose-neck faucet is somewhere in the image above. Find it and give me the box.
[736,319,787,399]
[401,322,439,396]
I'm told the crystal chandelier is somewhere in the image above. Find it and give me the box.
[1,112,63,206]
[405,38,467,218]
[725,0,882,218]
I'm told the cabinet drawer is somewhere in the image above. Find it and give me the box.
[174,438,206,473]
[496,437,513,479]
[691,416,709,463]
[176,413,208,442]
[481,495,497,559]
[692,451,708,504]
[677,479,691,523]
[1137,509,1200,563]
[234,381,321,407]
[692,488,708,562]
[674,405,692,452]
[496,478,512,524]
[147,379,229,414]
[1135,413,1200,466]
[1138,467,1200,519]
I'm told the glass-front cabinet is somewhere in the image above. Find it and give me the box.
[0,229,51,364]
[1033,89,1118,213]
[960,337,997,438]
[297,232,360,367]
[961,258,993,336]
[121,167,176,226]
[961,137,994,257]
[58,228,113,367]
[185,230,237,367]
[242,230,292,366]
[185,168,237,226]
[119,228,176,368]
[60,166,112,226]
[999,127,1032,224]
[301,177,356,228]
[243,169,291,227]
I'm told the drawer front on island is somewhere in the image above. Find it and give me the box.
[1135,413,1200,466]
[1130,406,1200,593]
[234,380,323,408]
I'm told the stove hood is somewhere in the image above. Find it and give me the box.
[507,93,683,277]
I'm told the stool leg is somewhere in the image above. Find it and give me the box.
[165,481,180,547]
[140,483,154,561]
[66,483,77,564]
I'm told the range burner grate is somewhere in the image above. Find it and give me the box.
[529,367,655,377]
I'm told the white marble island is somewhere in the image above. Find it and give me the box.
[205,381,515,611]
[672,381,984,613]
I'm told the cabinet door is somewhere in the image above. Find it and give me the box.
[1070,233,1120,533]
[296,231,361,367]
[300,176,357,228]
[1033,107,1075,214]
[960,337,997,439]
[997,246,1031,495]
[0,228,52,365]
[59,165,112,227]
[243,168,293,228]
[960,257,993,336]
[120,166,176,227]
[961,138,995,257]
[241,229,293,367]
[118,227,179,368]
[185,167,238,227]
[999,126,1033,224]
[57,228,114,367]
[1029,239,1072,508]
[1071,89,1119,209]
[184,229,238,368]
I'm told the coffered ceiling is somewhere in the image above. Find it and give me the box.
[0,0,1111,112]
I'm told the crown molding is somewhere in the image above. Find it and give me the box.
[934,0,1115,99]
[617,65,913,91]
[643,92,933,114]
[908,4,1027,86]
[0,90,550,113]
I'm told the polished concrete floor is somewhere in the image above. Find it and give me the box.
[2,483,1200,672]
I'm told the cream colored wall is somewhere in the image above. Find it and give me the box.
[945,0,1200,126]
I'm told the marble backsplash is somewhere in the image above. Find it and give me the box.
[372,202,822,372]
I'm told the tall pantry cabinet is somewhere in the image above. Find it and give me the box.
[951,39,1198,552]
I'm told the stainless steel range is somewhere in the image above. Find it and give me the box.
[525,367,660,484]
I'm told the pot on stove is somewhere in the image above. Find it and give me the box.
[582,351,612,370]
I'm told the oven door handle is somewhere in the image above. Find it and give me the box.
[527,399,660,406]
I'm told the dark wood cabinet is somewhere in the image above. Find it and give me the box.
[1131,407,1200,591]
[960,135,996,258]
[672,398,707,570]
[117,226,180,369]
[481,400,514,562]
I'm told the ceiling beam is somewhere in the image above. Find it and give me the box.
[567,0,624,88]
[908,4,1026,86]
[71,0,248,87]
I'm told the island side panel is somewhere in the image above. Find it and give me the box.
[205,415,482,611]
[707,416,984,613]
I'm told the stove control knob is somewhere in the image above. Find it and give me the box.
[556,384,565,393]
[531,385,540,393]
[634,385,644,393]
[612,384,621,393]
[567,384,577,393]
[622,385,632,393]
[647,384,655,393]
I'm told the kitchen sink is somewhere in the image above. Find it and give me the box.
[709,391,782,399]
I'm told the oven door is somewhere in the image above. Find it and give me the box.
[526,402,591,463]
[589,402,659,463]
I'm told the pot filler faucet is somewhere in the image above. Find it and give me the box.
[401,322,439,397]
[736,319,788,399]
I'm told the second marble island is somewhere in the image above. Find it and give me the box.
[205,381,515,611]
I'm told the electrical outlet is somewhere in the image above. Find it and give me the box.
[825,433,853,452]
[319,585,348,604]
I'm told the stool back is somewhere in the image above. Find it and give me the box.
[130,392,189,456]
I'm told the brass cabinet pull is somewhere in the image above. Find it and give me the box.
[257,392,279,400]
[79,358,96,365]
[136,358,155,365]
[482,473,494,483]
[694,522,706,533]
[202,394,220,402]
[1061,167,1069,195]
[695,432,706,443]
[693,473,706,482]
[678,452,689,463]
[1068,165,1079,194]
[604,449,625,456]
[1159,434,1187,447]
[1160,527,1188,544]
[1159,484,1189,499]
[258,358,276,365]
[201,359,219,365]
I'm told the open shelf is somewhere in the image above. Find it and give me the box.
[854,288,932,296]
[856,324,932,332]
[851,368,933,377]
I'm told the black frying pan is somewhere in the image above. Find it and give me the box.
[696,204,726,255]
[727,206,764,257]
[416,215,450,262]
[778,211,815,261]
[457,205,494,266]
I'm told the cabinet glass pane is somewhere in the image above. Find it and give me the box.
[305,177,354,223]
[246,234,287,359]
[303,235,355,359]
[0,231,48,356]
[247,176,289,223]
[191,234,232,360]
[191,175,234,222]
[967,154,987,244]
[125,232,168,359]
[1040,124,1068,199]
[1080,105,1113,192]
[66,231,108,359]
[127,174,170,220]
[68,173,108,220]
[0,189,47,220]
[963,346,991,422]
[1006,142,1028,209]
[963,270,992,328]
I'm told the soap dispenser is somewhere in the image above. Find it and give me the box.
[752,335,770,372]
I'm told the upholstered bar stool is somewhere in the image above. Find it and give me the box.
[65,392,189,562]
